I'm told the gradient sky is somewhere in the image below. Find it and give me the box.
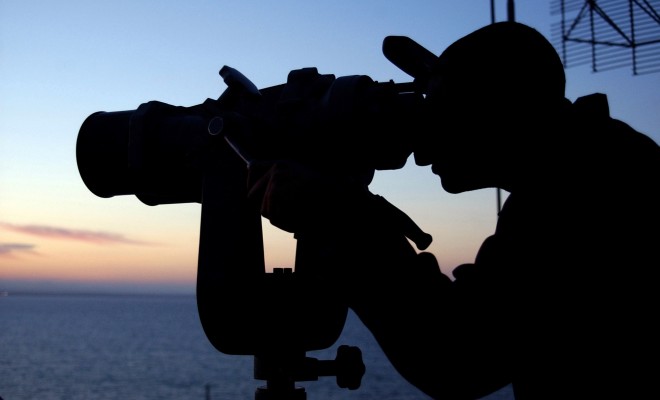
[1,0,659,293]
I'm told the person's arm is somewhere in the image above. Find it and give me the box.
[247,160,514,399]
[349,235,516,400]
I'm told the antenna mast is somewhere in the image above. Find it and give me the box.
[551,0,660,75]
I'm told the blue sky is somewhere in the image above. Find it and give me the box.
[1,0,659,293]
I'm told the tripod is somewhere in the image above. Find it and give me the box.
[254,343,365,400]
[195,154,367,400]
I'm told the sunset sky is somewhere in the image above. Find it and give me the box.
[1,0,659,294]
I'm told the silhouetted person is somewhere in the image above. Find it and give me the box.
[248,22,659,399]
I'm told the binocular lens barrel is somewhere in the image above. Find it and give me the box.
[76,110,137,199]
[76,102,209,206]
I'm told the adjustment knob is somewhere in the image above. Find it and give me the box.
[332,345,366,390]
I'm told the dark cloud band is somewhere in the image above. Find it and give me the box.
[0,222,151,245]
[0,243,36,257]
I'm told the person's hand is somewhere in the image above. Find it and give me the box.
[247,159,362,234]
[247,159,433,249]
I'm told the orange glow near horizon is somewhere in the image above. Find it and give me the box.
[1,179,498,289]
[0,202,493,288]
[0,218,298,287]
[0,223,196,284]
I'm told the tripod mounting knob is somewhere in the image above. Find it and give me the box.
[334,345,366,390]
[317,345,365,390]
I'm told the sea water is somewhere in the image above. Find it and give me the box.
[0,293,513,400]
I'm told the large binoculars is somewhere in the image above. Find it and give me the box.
[75,36,437,359]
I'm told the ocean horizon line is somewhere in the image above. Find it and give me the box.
[0,278,196,297]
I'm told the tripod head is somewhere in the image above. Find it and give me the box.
[75,35,438,398]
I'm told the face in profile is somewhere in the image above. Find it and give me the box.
[415,74,509,194]
[413,22,566,194]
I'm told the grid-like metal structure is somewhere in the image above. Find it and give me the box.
[550,0,660,75]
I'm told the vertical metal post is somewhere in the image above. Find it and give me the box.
[491,0,496,24]
[491,0,516,215]
[629,0,638,75]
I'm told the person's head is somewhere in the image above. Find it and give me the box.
[414,22,567,193]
